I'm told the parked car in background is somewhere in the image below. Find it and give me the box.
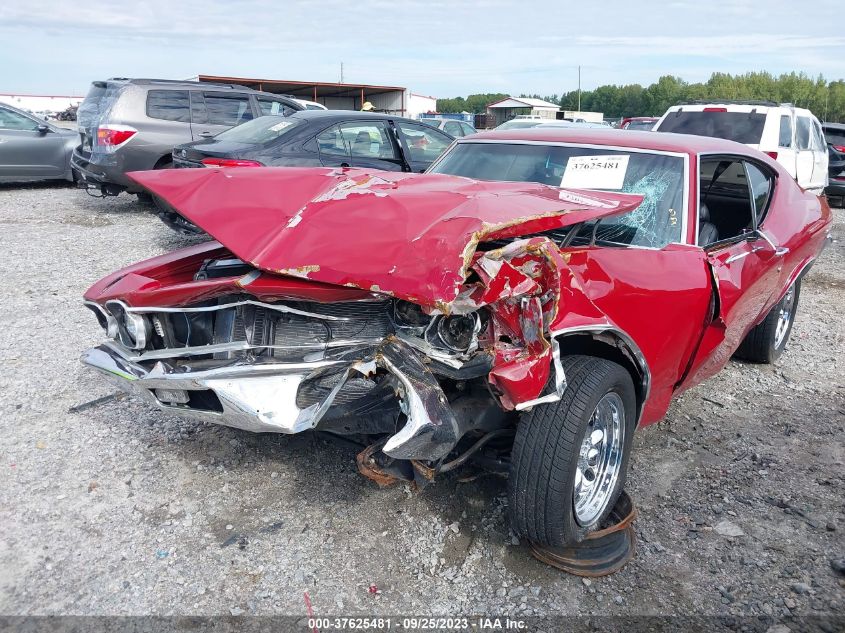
[495,119,606,130]
[421,117,476,137]
[619,116,658,131]
[654,101,828,193]
[822,122,845,151]
[71,78,304,201]
[163,111,455,232]
[81,128,831,549]
[0,101,77,183]
[824,136,845,207]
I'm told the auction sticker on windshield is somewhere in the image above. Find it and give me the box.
[561,155,629,190]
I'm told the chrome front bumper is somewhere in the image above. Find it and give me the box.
[81,338,460,461]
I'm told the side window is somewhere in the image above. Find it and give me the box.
[795,117,812,151]
[460,123,475,136]
[337,121,396,160]
[395,121,452,163]
[203,93,253,126]
[189,92,207,124]
[146,90,190,122]
[744,163,773,225]
[316,125,350,158]
[699,158,756,245]
[257,97,296,117]
[0,107,38,131]
[778,115,793,148]
[811,122,826,151]
[444,121,462,137]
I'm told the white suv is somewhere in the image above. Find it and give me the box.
[655,101,828,193]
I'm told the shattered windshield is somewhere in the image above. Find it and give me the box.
[429,142,686,248]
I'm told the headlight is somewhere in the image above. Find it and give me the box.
[123,313,150,349]
[434,312,485,353]
[105,301,150,350]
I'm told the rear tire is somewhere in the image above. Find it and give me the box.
[508,355,636,547]
[734,279,800,363]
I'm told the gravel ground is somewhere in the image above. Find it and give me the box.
[0,183,843,619]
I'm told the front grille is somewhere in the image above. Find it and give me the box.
[223,300,393,357]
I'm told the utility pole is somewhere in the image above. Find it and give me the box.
[577,65,581,113]
[340,62,344,84]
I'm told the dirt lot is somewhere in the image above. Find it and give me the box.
[0,182,843,620]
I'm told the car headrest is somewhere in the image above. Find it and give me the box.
[699,202,710,222]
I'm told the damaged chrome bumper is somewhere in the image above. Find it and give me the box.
[81,337,460,461]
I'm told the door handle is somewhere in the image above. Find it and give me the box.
[199,132,214,138]
[774,246,790,257]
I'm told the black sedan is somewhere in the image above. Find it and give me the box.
[174,110,453,172]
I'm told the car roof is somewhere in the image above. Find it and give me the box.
[822,122,845,131]
[465,127,758,155]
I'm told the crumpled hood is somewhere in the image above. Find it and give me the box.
[128,167,642,307]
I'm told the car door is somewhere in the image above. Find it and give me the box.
[794,115,816,190]
[393,120,454,172]
[810,119,829,192]
[680,159,783,388]
[0,105,67,179]
[189,91,254,141]
[333,120,407,171]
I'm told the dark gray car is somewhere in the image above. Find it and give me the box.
[71,78,304,200]
[0,102,76,183]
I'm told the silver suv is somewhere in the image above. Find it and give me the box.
[72,78,303,200]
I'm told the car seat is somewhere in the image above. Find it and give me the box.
[698,203,719,246]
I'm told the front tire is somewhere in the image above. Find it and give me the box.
[734,279,800,363]
[508,355,636,547]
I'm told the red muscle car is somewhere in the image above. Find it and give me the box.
[82,128,831,548]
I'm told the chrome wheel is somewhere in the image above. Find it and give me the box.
[774,284,796,349]
[574,392,624,526]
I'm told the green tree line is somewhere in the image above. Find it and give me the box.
[437,72,845,122]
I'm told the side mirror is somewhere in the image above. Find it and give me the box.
[36,124,50,135]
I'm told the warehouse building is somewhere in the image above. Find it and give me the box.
[194,75,435,117]
[486,96,560,126]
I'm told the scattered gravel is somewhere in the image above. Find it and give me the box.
[0,183,843,617]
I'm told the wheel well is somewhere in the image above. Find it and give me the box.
[153,155,173,170]
[555,332,647,423]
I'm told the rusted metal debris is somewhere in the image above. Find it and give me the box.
[355,442,417,487]
[529,490,637,577]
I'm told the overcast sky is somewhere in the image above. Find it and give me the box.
[1,0,843,98]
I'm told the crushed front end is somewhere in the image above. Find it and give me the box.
[82,167,644,483]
